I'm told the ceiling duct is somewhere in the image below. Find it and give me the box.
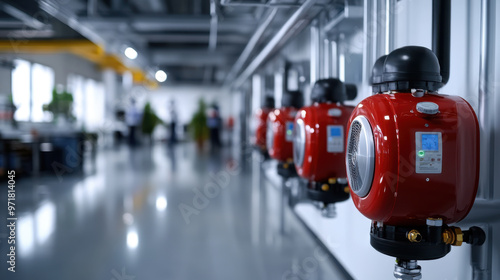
[231,0,322,89]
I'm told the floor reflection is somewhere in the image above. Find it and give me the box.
[0,142,346,280]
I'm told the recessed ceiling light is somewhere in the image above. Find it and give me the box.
[124,47,138,60]
[155,70,167,82]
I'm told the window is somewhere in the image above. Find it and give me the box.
[68,74,105,131]
[11,59,54,122]
[32,63,54,122]
[12,59,31,121]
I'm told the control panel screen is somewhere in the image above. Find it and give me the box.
[330,127,342,137]
[327,125,344,153]
[422,134,439,151]
[285,122,294,142]
[415,132,442,174]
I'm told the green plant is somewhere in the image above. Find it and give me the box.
[189,99,209,146]
[43,88,75,121]
[141,102,162,135]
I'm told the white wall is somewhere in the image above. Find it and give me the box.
[286,1,500,279]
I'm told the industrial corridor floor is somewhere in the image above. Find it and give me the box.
[0,143,347,280]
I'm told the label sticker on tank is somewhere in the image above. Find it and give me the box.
[285,121,294,142]
[327,125,344,153]
[415,132,442,174]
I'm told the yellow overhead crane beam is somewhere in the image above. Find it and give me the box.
[0,40,157,88]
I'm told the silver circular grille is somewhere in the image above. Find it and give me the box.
[293,118,306,167]
[266,119,274,152]
[346,116,375,197]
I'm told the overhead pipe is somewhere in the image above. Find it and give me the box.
[432,0,451,86]
[87,0,97,16]
[232,0,320,89]
[221,0,300,8]
[0,2,47,29]
[224,8,278,86]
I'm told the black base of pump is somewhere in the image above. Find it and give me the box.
[307,181,350,205]
[253,145,270,160]
[370,222,486,261]
[370,224,451,260]
[277,162,297,178]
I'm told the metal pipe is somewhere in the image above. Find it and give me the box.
[87,0,98,16]
[224,8,278,86]
[221,0,300,8]
[233,0,320,89]
[362,0,376,85]
[323,38,331,78]
[0,2,47,29]
[460,200,500,224]
[310,21,320,85]
[432,0,451,85]
[209,0,218,51]
[386,0,396,53]
[472,2,496,279]
[478,0,496,200]
[375,0,387,58]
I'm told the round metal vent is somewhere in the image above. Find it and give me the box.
[346,116,375,197]
[266,120,274,152]
[293,119,306,167]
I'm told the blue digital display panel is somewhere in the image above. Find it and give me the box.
[329,127,341,137]
[422,134,439,151]
[286,123,294,135]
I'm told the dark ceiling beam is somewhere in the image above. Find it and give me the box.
[78,15,258,33]
[108,32,248,44]
[151,49,236,66]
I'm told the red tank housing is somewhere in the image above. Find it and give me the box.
[267,107,298,162]
[294,103,354,182]
[346,92,479,226]
[254,108,273,150]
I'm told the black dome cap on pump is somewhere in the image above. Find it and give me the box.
[310,78,357,103]
[262,95,275,109]
[371,55,387,93]
[382,46,443,92]
[282,90,303,108]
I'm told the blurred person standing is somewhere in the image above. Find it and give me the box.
[168,99,178,145]
[126,98,141,146]
[207,103,222,149]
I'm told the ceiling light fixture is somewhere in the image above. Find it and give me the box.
[155,70,167,82]
[124,47,138,60]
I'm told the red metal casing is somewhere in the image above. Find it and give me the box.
[268,107,298,162]
[348,92,479,226]
[254,108,273,150]
[295,103,355,182]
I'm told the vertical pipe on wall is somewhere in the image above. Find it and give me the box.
[478,0,496,200]
[375,0,387,58]
[323,38,331,78]
[362,0,376,85]
[385,0,396,53]
[274,64,284,108]
[310,21,320,86]
[432,0,451,85]
[252,73,263,115]
[330,40,338,78]
[473,0,496,279]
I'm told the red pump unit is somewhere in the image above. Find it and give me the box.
[267,90,303,177]
[253,96,275,155]
[293,79,357,215]
[346,47,485,278]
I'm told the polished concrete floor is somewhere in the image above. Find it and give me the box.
[0,143,347,280]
